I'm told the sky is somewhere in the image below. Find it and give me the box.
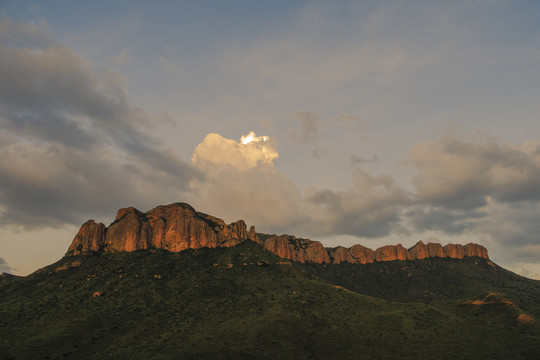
[1,0,540,278]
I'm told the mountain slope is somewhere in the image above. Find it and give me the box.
[303,257,540,313]
[1,241,539,360]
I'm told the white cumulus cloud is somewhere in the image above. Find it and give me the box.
[192,131,278,171]
[188,131,409,238]
[188,131,303,231]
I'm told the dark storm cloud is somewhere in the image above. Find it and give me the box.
[0,18,200,228]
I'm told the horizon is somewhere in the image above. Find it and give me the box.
[1,1,540,279]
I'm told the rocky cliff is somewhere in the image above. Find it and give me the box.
[261,234,331,264]
[67,203,257,255]
[67,203,489,264]
[326,240,489,264]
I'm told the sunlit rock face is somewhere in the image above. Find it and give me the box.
[443,244,466,259]
[105,207,150,252]
[67,220,107,254]
[464,243,489,258]
[326,241,488,264]
[327,246,354,264]
[67,203,257,255]
[408,241,430,260]
[328,245,376,264]
[374,244,409,262]
[406,241,447,259]
[67,203,489,264]
[426,242,445,257]
[262,235,330,264]
[349,245,376,264]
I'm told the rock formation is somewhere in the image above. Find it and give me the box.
[67,203,257,255]
[408,241,430,260]
[374,244,409,262]
[68,220,107,254]
[262,235,331,264]
[67,202,489,264]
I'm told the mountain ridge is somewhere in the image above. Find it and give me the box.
[2,240,539,359]
[3,203,540,359]
[67,202,488,264]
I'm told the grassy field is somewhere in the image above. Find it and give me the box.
[1,241,539,359]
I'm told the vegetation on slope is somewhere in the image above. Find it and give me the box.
[0,241,539,359]
[302,257,540,315]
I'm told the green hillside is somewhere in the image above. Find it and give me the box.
[303,257,540,315]
[1,241,539,359]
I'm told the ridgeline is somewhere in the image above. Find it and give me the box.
[1,203,539,359]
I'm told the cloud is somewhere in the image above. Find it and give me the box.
[0,257,14,273]
[349,153,378,165]
[189,132,410,238]
[289,112,319,143]
[471,200,540,263]
[110,48,129,64]
[406,132,540,267]
[188,132,305,231]
[0,18,200,228]
[192,131,278,171]
[405,206,486,235]
[305,168,410,237]
[409,133,540,210]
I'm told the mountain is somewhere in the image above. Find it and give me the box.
[67,202,488,263]
[1,202,539,359]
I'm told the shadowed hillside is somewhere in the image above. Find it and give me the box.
[1,241,539,359]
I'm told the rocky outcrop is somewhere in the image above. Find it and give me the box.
[328,244,375,264]
[67,203,490,265]
[67,203,257,255]
[406,241,446,259]
[324,241,488,264]
[426,242,445,257]
[349,245,376,264]
[261,239,488,264]
[518,313,535,324]
[443,244,465,258]
[261,235,330,264]
[408,241,429,260]
[375,244,409,262]
[104,207,150,252]
[464,243,489,258]
[327,246,353,264]
[67,220,107,254]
